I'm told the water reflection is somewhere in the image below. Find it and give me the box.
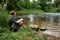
[28,14,34,24]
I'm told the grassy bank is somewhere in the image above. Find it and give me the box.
[0,26,46,40]
[16,9,43,14]
[0,10,46,40]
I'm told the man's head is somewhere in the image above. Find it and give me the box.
[10,11,16,17]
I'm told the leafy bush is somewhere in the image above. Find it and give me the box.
[0,26,46,40]
[0,4,3,10]
[56,7,60,12]
[0,11,9,26]
[44,4,53,12]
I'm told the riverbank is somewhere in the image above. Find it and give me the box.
[16,9,43,14]
[0,26,46,40]
[11,8,60,15]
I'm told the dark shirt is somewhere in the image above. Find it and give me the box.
[9,16,19,28]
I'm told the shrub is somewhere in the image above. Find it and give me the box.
[0,11,9,26]
[56,7,60,12]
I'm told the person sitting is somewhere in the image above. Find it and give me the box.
[9,11,23,32]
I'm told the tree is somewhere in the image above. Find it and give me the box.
[32,0,40,9]
[7,0,19,11]
[39,0,47,11]
[54,0,60,7]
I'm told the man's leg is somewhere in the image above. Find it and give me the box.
[19,21,23,27]
[16,19,24,27]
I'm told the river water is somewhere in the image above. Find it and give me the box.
[17,13,60,40]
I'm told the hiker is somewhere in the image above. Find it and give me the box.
[9,11,23,32]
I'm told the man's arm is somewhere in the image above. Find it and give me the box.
[10,18,18,25]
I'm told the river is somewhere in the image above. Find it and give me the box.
[17,13,60,40]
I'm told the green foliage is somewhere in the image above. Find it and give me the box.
[16,0,30,9]
[0,0,2,4]
[54,0,60,7]
[7,0,18,10]
[0,11,9,26]
[44,4,53,12]
[32,0,40,9]
[0,4,3,10]
[16,0,25,10]
[15,0,40,10]
[0,0,60,12]
[17,9,43,14]
[0,26,46,40]
[56,7,60,12]
[6,0,41,11]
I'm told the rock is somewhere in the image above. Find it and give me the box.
[29,24,39,29]
[29,24,47,31]
[29,24,40,31]
[40,28,47,31]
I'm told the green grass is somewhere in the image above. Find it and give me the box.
[17,9,43,14]
[0,26,46,40]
